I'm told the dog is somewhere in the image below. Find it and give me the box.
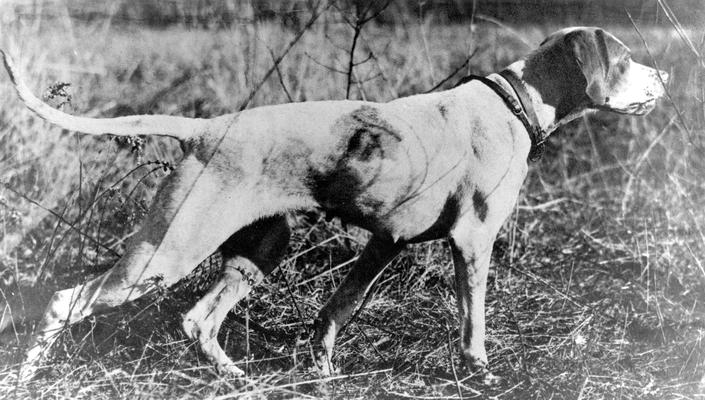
[0,26,667,381]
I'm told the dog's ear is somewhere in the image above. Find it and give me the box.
[566,28,614,105]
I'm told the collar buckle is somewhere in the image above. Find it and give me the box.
[508,98,523,115]
[528,129,546,162]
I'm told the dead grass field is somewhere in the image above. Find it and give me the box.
[0,5,703,399]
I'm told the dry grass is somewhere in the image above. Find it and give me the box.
[0,7,703,400]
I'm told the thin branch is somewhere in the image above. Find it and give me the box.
[447,323,464,400]
[1,182,119,256]
[656,0,703,65]
[268,47,293,102]
[345,23,362,99]
[626,10,694,143]
[238,1,331,111]
[423,47,481,94]
[304,52,347,74]
[474,14,533,49]
[359,0,393,25]
[342,0,393,100]
[353,71,383,84]
[324,31,353,53]
[352,51,374,67]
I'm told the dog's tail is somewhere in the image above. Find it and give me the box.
[1,50,205,141]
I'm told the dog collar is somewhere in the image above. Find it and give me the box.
[456,72,546,162]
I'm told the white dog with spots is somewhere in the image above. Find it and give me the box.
[0,26,667,382]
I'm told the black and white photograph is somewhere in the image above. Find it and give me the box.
[0,0,703,398]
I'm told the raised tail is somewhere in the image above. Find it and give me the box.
[1,50,206,141]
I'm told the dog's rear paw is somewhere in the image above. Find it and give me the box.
[17,364,40,382]
[481,370,501,385]
[215,362,245,377]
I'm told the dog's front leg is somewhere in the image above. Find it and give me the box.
[449,219,499,384]
[311,235,405,375]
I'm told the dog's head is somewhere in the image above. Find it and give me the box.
[537,27,668,116]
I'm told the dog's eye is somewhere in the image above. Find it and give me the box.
[605,96,610,103]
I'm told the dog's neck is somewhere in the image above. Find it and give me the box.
[492,60,590,136]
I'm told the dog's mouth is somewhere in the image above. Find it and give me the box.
[595,98,657,116]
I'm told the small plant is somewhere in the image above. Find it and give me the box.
[113,135,145,155]
[43,82,72,109]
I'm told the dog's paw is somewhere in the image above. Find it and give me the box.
[465,357,501,385]
[480,370,501,385]
[215,362,245,377]
[311,350,339,377]
[17,364,40,383]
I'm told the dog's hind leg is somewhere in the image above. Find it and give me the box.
[18,156,276,380]
[181,215,290,376]
[311,235,405,375]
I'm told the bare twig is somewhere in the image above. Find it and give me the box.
[620,114,678,214]
[474,14,533,49]
[213,368,393,399]
[447,323,464,400]
[423,47,481,94]
[341,0,392,99]
[417,1,436,81]
[305,52,348,74]
[268,47,293,103]
[346,23,362,99]
[656,0,703,65]
[238,1,331,111]
[1,182,118,256]
[626,10,694,143]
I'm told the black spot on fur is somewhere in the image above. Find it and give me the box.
[472,189,488,222]
[342,106,403,163]
[506,121,517,138]
[304,106,402,230]
[220,215,290,274]
[349,106,402,140]
[307,164,384,229]
[438,103,448,118]
[470,121,488,157]
[308,165,363,209]
[472,144,481,157]
[348,128,383,161]
[463,319,473,348]
[411,193,461,242]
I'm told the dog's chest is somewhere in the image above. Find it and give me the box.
[305,105,469,240]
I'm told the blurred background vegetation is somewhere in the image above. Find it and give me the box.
[5,0,705,26]
[0,0,703,399]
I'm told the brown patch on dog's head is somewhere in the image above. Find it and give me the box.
[562,28,630,106]
[547,27,668,115]
[535,27,630,107]
[525,26,666,125]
